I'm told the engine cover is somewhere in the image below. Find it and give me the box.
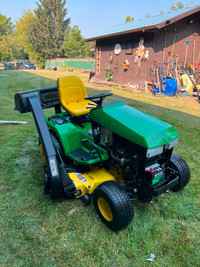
[90,100,179,149]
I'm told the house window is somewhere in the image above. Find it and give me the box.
[126,41,134,55]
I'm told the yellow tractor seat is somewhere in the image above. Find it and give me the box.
[57,75,96,116]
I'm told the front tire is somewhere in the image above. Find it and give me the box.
[168,154,190,192]
[93,181,134,231]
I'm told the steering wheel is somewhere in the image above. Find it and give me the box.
[85,92,112,105]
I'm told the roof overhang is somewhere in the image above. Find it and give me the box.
[85,5,200,42]
[157,5,200,29]
[85,25,157,42]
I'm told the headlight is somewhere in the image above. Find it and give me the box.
[146,146,164,158]
[165,138,179,150]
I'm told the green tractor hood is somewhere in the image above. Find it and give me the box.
[90,101,179,149]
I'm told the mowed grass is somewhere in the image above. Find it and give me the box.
[0,69,200,267]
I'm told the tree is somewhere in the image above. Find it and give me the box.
[170,1,184,11]
[0,13,14,37]
[86,41,96,58]
[0,33,29,62]
[62,25,88,58]
[0,36,13,61]
[16,9,40,63]
[126,16,134,22]
[29,0,70,66]
[0,14,15,61]
[171,0,193,11]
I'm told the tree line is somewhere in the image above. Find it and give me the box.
[125,0,193,22]
[0,0,94,68]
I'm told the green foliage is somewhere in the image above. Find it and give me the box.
[16,9,42,65]
[23,0,70,67]
[170,0,194,11]
[15,1,70,68]
[0,36,13,61]
[0,35,27,62]
[62,25,89,58]
[86,41,95,58]
[170,0,184,11]
[105,66,113,81]
[32,0,70,58]
[0,14,16,61]
[0,13,14,37]
[11,34,29,60]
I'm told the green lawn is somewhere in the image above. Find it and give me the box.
[0,70,200,267]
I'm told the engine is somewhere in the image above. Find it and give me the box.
[94,125,141,182]
[93,124,171,186]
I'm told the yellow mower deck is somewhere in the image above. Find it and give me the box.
[68,167,122,198]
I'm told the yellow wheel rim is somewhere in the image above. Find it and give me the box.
[97,197,113,222]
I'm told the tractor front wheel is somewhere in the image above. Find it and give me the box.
[93,181,134,231]
[168,154,190,192]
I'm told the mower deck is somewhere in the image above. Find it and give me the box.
[69,167,119,198]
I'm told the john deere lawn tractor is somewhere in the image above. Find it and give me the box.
[14,75,190,231]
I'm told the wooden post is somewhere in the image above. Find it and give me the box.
[193,38,196,68]
[171,34,176,62]
[184,40,189,68]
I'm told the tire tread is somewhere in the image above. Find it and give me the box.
[93,181,134,231]
[169,154,190,192]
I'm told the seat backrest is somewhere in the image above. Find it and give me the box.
[58,75,88,107]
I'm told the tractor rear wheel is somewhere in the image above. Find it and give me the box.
[168,154,190,192]
[93,181,134,231]
[50,132,66,164]
[39,132,66,164]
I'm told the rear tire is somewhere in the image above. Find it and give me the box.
[93,181,134,231]
[168,154,190,192]
[50,132,66,164]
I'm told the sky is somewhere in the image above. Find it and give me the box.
[1,0,200,38]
